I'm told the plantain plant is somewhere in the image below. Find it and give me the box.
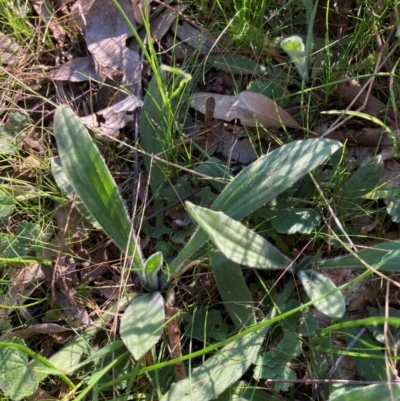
[51,104,400,401]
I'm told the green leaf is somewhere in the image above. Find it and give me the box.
[168,139,341,280]
[280,35,308,80]
[206,54,267,75]
[51,157,101,229]
[387,198,400,222]
[140,71,169,196]
[53,106,144,271]
[185,308,229,341]
[211,251,256,329]
[0,190,15,220]
[0,339,39,400]
[329,383,400,401]
[186,202,292,269]
[368,306,400,347]
[311,241,400,272]
[297,270,345,318]
[161,281,294,401]
[337,158,383,215]
[272,208,320,234]
[161,319,271,401]
[120,293,165,360]
[216,381,280,401]
[144,252,162,291]
[253,352,296,392]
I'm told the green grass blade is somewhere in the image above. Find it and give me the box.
[53,105,144,271]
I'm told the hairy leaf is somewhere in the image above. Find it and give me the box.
[187,202,291,269]
[211,251,256,329]
[120,293,165,360]
[168,139,341,279]
[311,241,400,272]
[53,106,144,271]
[329,383,400,401]
[297,270,345,318]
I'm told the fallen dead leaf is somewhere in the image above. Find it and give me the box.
[335,80,386,118]
[0,32,20,65]
[52,56,101,82]
[80,96,142,140]
[191,91,301,129]
[1,323,72,341]
[85,0,141,94]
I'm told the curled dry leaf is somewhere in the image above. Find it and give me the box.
[80,96,142,141]
[191,91,301,129]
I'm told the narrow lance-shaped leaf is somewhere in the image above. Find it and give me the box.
[53,106,144,272]
[211,251,256,329]
[186,202,291,269]
[310,241,400,272]
[297,270,345,319]
[161,281,294,401]
[329,383,400,401]
[167,139,342,280]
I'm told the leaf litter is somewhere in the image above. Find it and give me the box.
[1,0,400,400]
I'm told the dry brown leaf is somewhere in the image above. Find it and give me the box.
[70,0,96,31]
[52,56,101,82]
[191,91,301,129]
[0,32,20,65]
[173,21,214,52]
[132,0,150,25]
[80,96,142,140]
[85,0,141,94]
[129,5,185,53]
[335,80,386,118]
[32,0,66,44]
[1,323,72,341]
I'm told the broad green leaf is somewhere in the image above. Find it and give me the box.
[186,308,229,341]
[161,282,293,401]
[206,54,267,75]
[168,139,341,280]
[0,190,15,220]
[53,106,144,271]
[311,241,400,272]
[297,270,345,318]
[211,251,256,329]
[144,251,162,291]
[51,157,101,229]
[272,208,320,234]
[120,293,165,360]
[337,157,383,215]
[329,383,400,401]
[32,325,97,382]
[0,339,39,400]
[186,202,292,269]
[253,352,296,392]
[161,316,271,401]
